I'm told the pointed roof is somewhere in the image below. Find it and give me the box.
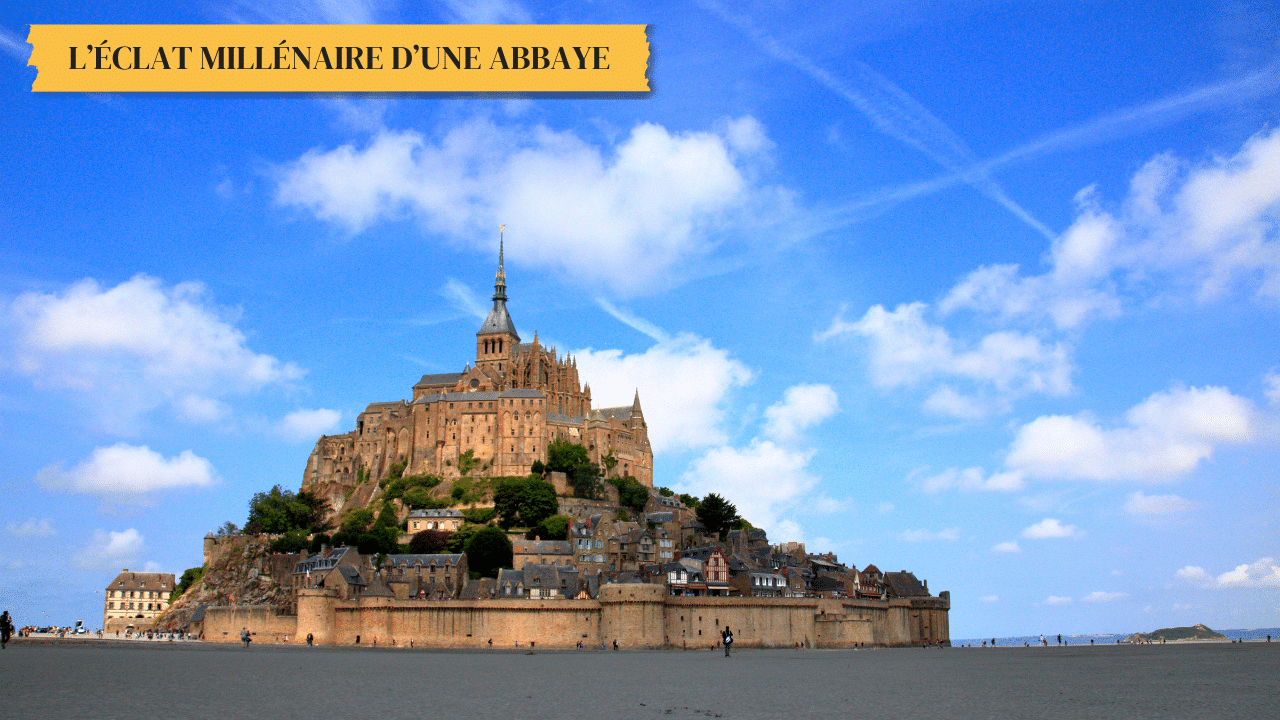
[477,228,520,339]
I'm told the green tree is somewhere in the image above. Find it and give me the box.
[527,514,571,541]
[409,529,453,554]
[546,437,591,473]
[309,533,332,553]
[530,459,546,475]
[571,464,603,500]
[679,494,700,510]
[658,486,675,497]
[446,524,482,554]
[375,505,399,529]
[341,508,374,534]
[270,529,311,553]
[609,476,649,514]
[216,521,240,536]
[696,493,739,539]
[246,485,329,534]
[465,525,513,578]
[492,476,558,528]
[170,566,204,604]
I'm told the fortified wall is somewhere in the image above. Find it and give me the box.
[201,584,949,648]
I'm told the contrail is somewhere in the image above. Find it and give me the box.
[697,0,1056,240]
[834,64,1280,222]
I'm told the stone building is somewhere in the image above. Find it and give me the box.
[103,570,176,632]
[407,508,464,534]
[301,238,654,516]
[383,554,468,600]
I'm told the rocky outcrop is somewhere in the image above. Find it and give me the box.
[152,535,299,631]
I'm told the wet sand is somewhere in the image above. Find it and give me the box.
[2,640,1277,719]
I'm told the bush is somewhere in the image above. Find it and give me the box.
[608,476,649,513]
[457,449,480,476]
[462,507,497,524]
[658,486,674,497]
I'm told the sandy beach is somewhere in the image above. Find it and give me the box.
[3,637,1277,719]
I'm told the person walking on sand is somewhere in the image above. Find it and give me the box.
[722,626,733,657]
[1,611,13,649]
[306,633,313,647]
[240,628,251,648]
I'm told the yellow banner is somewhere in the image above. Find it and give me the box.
[27,25,649,93]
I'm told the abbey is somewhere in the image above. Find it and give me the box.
[301,238,654,511]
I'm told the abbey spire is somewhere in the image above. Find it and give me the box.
[476,226,520,369]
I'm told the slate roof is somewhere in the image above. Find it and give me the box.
[883,571,930,598]
[594,406,632,422]
[459,577,496,600]
[546,412,584,424]
[477,297,518,337]
[384,553,464,569]
[107,571,175,592]
[497,568,524,596]
[414,373,464,388]
[294,547,356,575]
[336,566,367,587]
[644,511,675,524]
[414,388,546,405]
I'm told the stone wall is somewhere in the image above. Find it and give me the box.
[201,605,298,643]
[281,584,950,649]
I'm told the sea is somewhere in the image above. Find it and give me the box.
[953,627,1280,646]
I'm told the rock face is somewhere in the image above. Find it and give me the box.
[152,535,299,631]
[1128,623,1227,643]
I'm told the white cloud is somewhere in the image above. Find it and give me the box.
[1044,595,1073,605]
[1264,370,1280,406]
[1123,491,1198,516]
[575,333,753,453]
[992,541,1020,553]
[5,518,55,537]
[820,302,1072,417]
[678,439,818,538]
[918,466,1024,493]
[281,408,342,442]
[1081,590,1128,603]
[877,502,895,514]
[75,528,144,569]
[276,119,791,295]
[762,384,839,442]
[981,595,999,603]
[9,275,303,429]
[1006,386,1255,482]
[941,126,1280,327]
[39,443,217,500]
[898,527,961,542]
[1178,557,1280,588]
[1021,518,1079,539]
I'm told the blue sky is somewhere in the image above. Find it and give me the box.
[2,1,1278,638]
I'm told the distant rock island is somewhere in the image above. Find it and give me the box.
[1126,624,1227,643]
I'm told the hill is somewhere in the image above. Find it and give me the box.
[1125,624,1227,643]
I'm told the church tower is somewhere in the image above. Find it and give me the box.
[476,227,520,374]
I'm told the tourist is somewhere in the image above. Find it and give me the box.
[613,638,619,651]
[722,626,733,657]
[0,610,13,649]
[240,628,251,648]
[306,632,313,647]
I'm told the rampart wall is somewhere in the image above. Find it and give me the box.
[202,605,298,643]
[235,585,953,649]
